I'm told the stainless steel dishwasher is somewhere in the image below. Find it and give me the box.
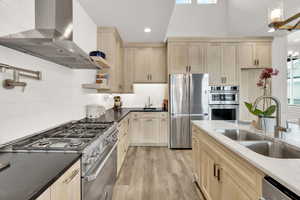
[261,176,300,200]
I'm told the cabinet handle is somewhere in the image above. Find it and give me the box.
[213,163,217,177]
[217,166,222,182]
[63,169,79,184]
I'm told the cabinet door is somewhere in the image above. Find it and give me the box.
[222,45,237,85]
[134,48,151,83]
[129,116,141,145]
[239,69,264,121]
[140,118,160,143]
[219,169,253,200]
[36,189,51,200]
[123,48,135,93]
[238,44,255,68]
[51,161,81,200]
[168,43,189,74]
[189,44,206,73]
[200,149,220,200]
[207,45,222,85]
[255,43,272,68]
[192,136,201,184]
[150,47,167,83]
[159,118,168,145]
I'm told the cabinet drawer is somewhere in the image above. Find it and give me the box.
[159,112,168,119]
[140,112,160,118]
[131,112,140,119]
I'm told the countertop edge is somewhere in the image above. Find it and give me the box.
[28,153,82,200]
[192,120,300,197]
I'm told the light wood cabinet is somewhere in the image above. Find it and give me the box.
[239,69,265,121]
[159,117,169,144]
[167,42,206,74]
[189,43,206,73]
[129,112,168,146]
[168,43,189,74]
[192,131,201,185]
[238,42,272,69]
[36,189,51,200]
[130,45,167,83]
[50,160,81,200]
[117,114,130,175]
[97,27,124,93]
[192,125,263,200]
[206,45,222,85]
[167,37,272,87]
[206,44,237,86]
[123,48,135,93]
[150,47,167,83]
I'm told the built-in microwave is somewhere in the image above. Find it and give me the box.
[208,86,239,121]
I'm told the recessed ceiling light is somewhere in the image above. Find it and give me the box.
[144,27,151,33]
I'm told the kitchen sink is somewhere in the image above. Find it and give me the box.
[215,129,265,141]
[215,128,300,159]
[242,141,300,159]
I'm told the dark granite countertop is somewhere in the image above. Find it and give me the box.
[98,107,167,122]
[0,152,81,200]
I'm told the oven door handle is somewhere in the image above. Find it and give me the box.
[83,142,117,182]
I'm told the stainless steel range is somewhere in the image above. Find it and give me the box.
[4,118,118,200]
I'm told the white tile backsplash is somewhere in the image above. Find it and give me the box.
[0,46,168,144]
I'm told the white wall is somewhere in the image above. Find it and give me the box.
[167,0,228,37]
[0,45,114,144]
[272,36,288,124]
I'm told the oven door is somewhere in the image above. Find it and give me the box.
[82,143,117,200]
[209,105,239,120]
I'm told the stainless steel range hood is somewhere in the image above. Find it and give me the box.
[0,0,100,69]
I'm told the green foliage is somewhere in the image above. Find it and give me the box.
[244,102,276,117]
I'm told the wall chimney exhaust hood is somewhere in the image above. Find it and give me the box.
[0,0,100,69]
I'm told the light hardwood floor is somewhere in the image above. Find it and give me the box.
[112,147,204,200]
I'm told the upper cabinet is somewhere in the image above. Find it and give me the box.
[97,27,124,93]
[167,37,273,86]
[238,42,272,69]
[167,42,206,74]
[125,43,167,84]
[205,44,238,86]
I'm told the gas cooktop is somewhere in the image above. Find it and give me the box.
[11,119,115,152]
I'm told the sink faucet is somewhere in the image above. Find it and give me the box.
[145,96,153,108]
[252,96,287,138]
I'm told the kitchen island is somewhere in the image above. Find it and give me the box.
[192,120,300,198]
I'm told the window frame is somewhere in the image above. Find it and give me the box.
[287,56,300,106]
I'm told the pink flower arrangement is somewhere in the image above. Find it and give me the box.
[257,68,279,88]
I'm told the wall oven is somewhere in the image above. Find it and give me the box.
[209,86,239,121]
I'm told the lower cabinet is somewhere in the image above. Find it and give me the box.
[36,189,51,200]
[36,160,81,200]
[117,114,129,175]
[129,112,168,146]
[192,126,263,200]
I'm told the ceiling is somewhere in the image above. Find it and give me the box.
[79,0,175,43]
[79,0,300,43]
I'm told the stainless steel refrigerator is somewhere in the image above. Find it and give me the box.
[169,73,209,149]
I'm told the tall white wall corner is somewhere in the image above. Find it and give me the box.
[272,36,288,124]
[73,0,97,53]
